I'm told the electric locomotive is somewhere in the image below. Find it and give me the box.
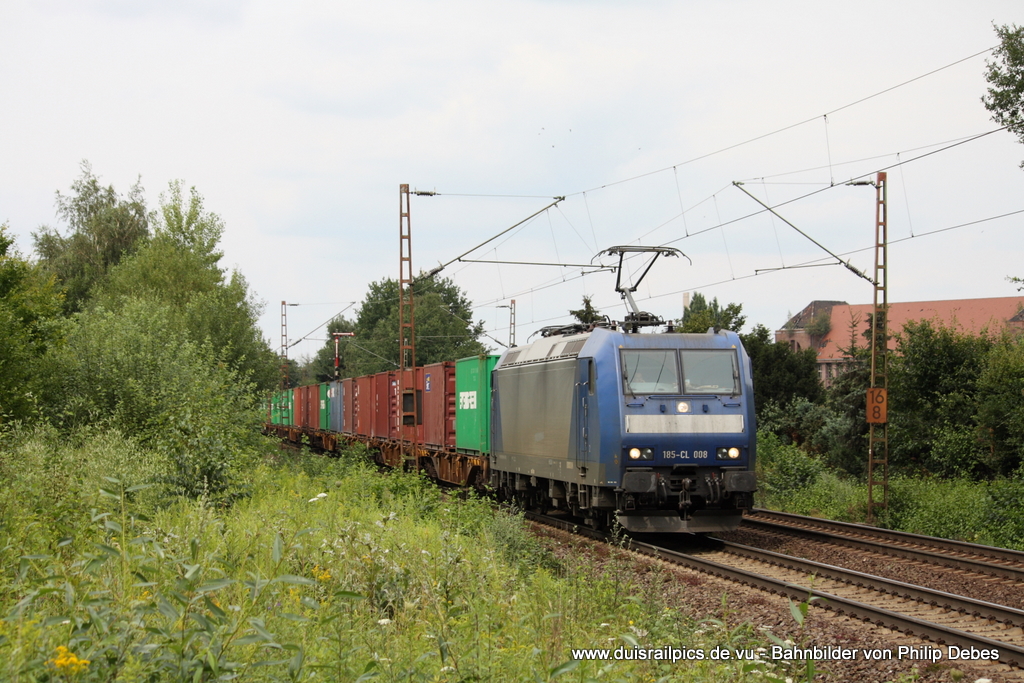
[489,324,756,533]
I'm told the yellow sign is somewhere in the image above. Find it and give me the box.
[867,388,888,424]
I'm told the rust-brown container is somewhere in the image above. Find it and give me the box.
[293,387,306,429]
[306,384,321,431]
[422,362,456,448]
[371,372,395,439]
[354,375,374,437]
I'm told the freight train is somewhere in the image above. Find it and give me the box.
[267,246,757,533]
[266,324,756,533]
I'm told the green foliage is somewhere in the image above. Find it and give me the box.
[976,332,1024,473]
[805,311,831,340]
[42,298,266,500]
[884,477,992,542]
[679,292,746,333]
[740,324,822,424]
[568,295,604,325]
[888,319,993,475]
[755,431,825,502]
[326,275,487,377]
[0,225,64,423]
[33,161,149,313]
[983,23,1024,168]
[0,439,798,682]
[94,182,278,393]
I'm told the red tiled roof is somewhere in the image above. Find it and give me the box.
[814,297,1024,360]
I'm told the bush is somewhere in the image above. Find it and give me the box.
[885,477,990,542]
[41,298,267,501]
[756,430,825,502]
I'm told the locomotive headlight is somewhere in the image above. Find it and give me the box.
[628,447,654,460]
[676,401,690,413]
[717,447,742,460]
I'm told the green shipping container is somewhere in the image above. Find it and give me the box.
[279,389,293,426]
[455,354,499,454]
[320,383,330,431]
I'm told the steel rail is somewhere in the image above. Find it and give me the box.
[751,509,1024,565]
[742,511,1024,582]
[716,539,1024,628]
[526,512,1024,668]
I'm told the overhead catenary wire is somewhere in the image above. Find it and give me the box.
[564,46,995,198]
[476,206,1024,341]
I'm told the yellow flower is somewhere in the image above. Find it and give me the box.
[46,645,90,674]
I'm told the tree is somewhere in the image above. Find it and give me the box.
[327,275,487,377]
[983,23,1024,168]
[33,161,149,312]
[569,295,604,325]
[739,324,823,424]
[887,319,993,476]
[678,292,746,333]
[0,225,63,422]
[976,333,1024,474]
[93,181,278,392]
[42,298,264,500]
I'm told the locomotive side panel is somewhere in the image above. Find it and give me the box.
[491,359,576,481]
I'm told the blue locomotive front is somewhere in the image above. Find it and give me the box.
[490,326,756,533]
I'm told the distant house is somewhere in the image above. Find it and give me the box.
[776,297,1024,387]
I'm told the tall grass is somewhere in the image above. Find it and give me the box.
[1,427,802,682]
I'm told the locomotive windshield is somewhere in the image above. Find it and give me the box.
[621,350,680,394]
[622,348,740,395]
[680,349,740,395]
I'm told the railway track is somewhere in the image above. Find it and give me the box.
[741,509,1024,583]
[526,511,1024,674]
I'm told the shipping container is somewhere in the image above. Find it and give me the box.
[372,372,395,439]
[293,387,306,429]
[282,389,294,427]
[308,385,322,430]
[354,375,373,437]
[455,355,500,454]
[342,378,355,435]
[422,361,456,448]
[319,382,330,431]
[329,381,343,433]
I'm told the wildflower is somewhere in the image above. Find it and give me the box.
[378,618,392,626]
[312,564,332,582]
[46,646,90,674]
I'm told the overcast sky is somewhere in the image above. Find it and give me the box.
[2,0,1022,361]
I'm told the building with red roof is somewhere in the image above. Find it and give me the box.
[775,297,1024,387]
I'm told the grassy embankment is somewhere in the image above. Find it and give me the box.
[1,426,809,682]
[756,431,1024,549]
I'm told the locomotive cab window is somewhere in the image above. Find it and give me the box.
[680,349,740,395]
[621,350,680,395]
